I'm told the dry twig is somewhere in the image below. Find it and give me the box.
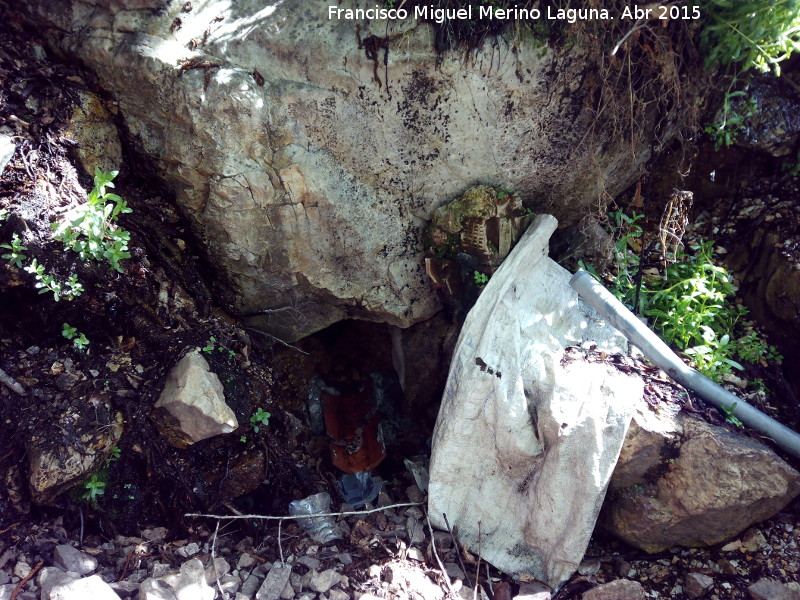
[443,513,472,588]
[10,561,42,600]
[425,508,455,597]
[185,501,422,521]
[0,366,25,396]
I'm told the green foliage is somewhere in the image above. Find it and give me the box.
[23,259,84,301]
[697,0,800,75]
[473,271,489,286]
[704,88,758,149]
[202,335,236,359]
[80,446,121,504]
[82,473,106,502]
[202,336,217,354]
[53,169,132,273]
[0,208,8,221]
[1,233,27,268]
[582,211,645,311]
[250,407,271,433]
[2,231,84,302]
[721,402,744,427]
[62,322,90,351]
[586,211,781,382]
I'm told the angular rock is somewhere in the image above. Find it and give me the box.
[429,216,636,588]
[256,563,291,600]
[17,0,692,341]
[0,133,14,175]
[684,572,714,599]
[153,351,237,448]
[735,76,800,157]
[240,574,261,597]
[27,411,123,504]
[171,558,215,600]
[603,413,800,553]
[13,560,31,579]
[513,582,551,600]
[108,581,140,598]
[748,578,800,600]
[38,567,78,600]
[139,578,177,600]
[581,579,644,600]
[50,575,122,600]
[54,544,98,575]
[209,450,266,500]
[204,557,231,583]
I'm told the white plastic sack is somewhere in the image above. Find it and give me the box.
[428,214,642,588]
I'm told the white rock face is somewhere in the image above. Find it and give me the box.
[153,351,237,447]
[50,575,121,600]
[428,215,639,588]
[23,0,665,340]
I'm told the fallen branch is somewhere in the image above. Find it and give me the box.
[443,513,472,589]
[185,501,423,521]
[0,366,25,396]
[210,520,225,600]
[10,561,42,600]
[425,508,456,597]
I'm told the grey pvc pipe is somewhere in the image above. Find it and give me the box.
[570,269,800,461]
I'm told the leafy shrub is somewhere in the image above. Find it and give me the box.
[697,0,800,75]
[585,212,780,382]
[53,169,132,272]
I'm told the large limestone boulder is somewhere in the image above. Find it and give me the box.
[153,350,237,448]
[428,215,637,588]
[604,405,800,553]
[21,0,672,340]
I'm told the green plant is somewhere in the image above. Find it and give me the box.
[202,336,236,359]
[496,186,513,200]
[202,336,217,353]
[0,208,8,221]
[250,407,271,433]
[82,472,106,502]
[24,259,84,301]
[473,271,489,286]
[721,402,744,427]
[697,0,800,76]
[704,89,759,150]
[1,233,27,268]
[53,169,132,273]
[587,211,781,383]
[62,322,90,351]
[108,446,122,462]
[588,210,645,311]
[736,329,784,364]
